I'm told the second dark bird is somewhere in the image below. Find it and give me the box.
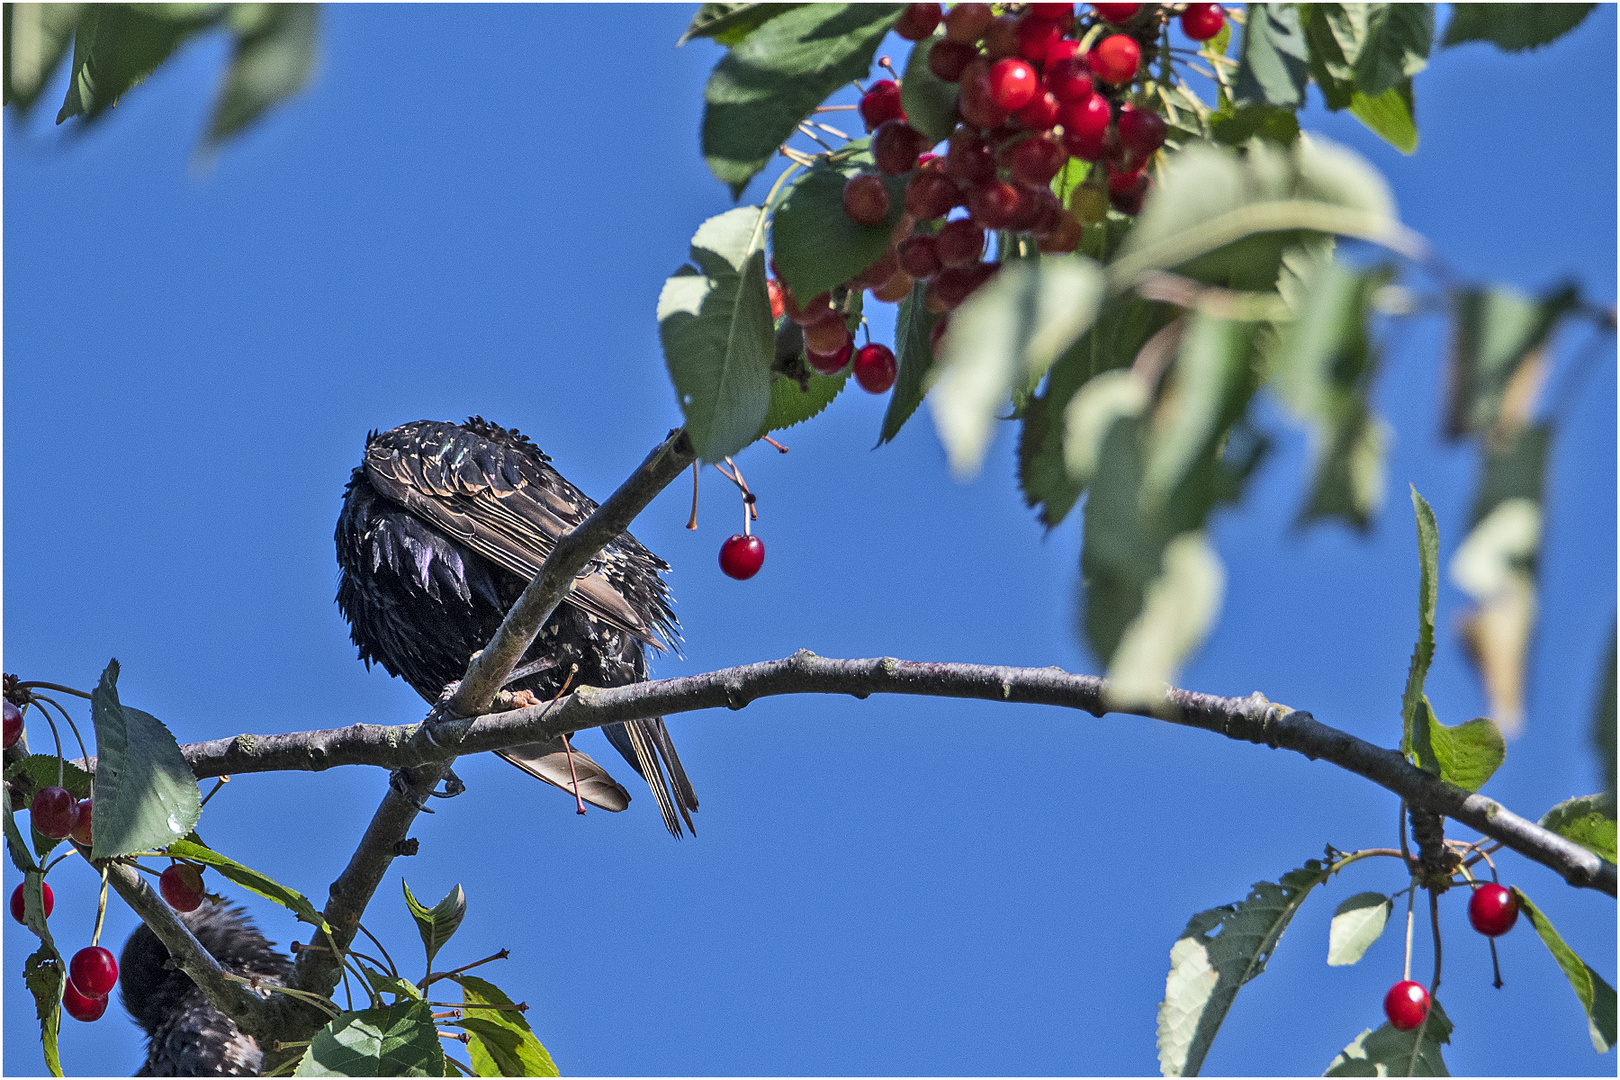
[334,417,697,837]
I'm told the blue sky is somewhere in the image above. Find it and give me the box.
[4,4,1615,1075]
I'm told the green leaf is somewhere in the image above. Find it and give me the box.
[24,944,65,1078]
[1324,998,1453,1076]
[898,35,958,145]
[452,975,558,1078]
[403,880,466,971]
[89,659,201,860]
[56,4,220,125]
[1234,3,1309,108]
[1595,623,1616,798]
[1443,282,1579,439]
[1209,105,1300,146]
[1104,531,1225,709]
[758,365,850,438]
[358,961,424,1003]
[166,838,330,931]
[877,287,940,444]
[1346,4,1432,97]
[199,4,316,154]
[701,4,903,196]
[296,1001,447,1076]
[1425,713,1504,792]
[4,3,84,115]
[1349,80,1417,153]
[1538,793,1617,864]
[1513,888,1617,1053]
[771,142,908,302]
[678,3,803,48]
[3,798,39,874]
[1327,892,1392,967]
[1157,861,1329,1076]
[1142,314,1256,507]
[1399,489,1440,774]
[1442,3,1595,51]
[658,205,776,462]
[7,755,94,800]
[928,257,1104,477]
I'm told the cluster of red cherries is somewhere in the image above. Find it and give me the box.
[1381,881,1521,1032]
[6,697,208,1022]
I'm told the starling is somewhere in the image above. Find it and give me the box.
[119,902,291,1076]
[334,417,697,837]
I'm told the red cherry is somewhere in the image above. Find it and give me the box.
[982,16,1021,60]
[62,979,108,1022]
[1016,17,1065,62]
[857,249,901,291]
[958,68,1011,129]
[70,945,118,998]
[1383,981,1430,1032]
[1027,3,1073,18]
[30,787,79,841]
[1037,210,1084,253]
[1046,37,1083,64]
[804,317,853,356]
[159,863,206,912]
[719,535,765,580]
[843,173,891,226]
[1089,34,1141,83]
[1014,89,1062,130]
[873,120,927,176]
[805,339,853,376]
[967,180,1020,229]
[1181,2,1225,40]
[943,2,993,43]
[785,289,835,326]
[3,700,22,749]
[930,262,999,311]
[935,218,986,268]
[767,279,785,320]
[986,58,1038,111]
[70,799,92,848]
[898,235,944,279]
[1009,132,1067,186]
[927,39,977,82]
[853,344,898,393]
[945,128,996,185]
[1117,104,1167,156]
[1107,167,1149,214]
[1467,883,1520,937]
[1058,92,1112,141]
[1092,3,1141,22]
[11,881,54,924]
[896,2,943,40]
[905,170,959,220]
[1044,57,1095,104]
[859,80,906,132]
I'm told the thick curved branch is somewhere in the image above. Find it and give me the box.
[177,652,1616,897]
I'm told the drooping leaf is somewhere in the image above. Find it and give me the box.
[1442,4,1596,52]
[877,286,940,444]
[56,4,220,125]
[898,35,958,145]
[1348,80,1417,153]
[4,3,84,115]
[771,141,908,301]
[166,838,330,931]
[1324,998,1453,1076]
[1594,623,1616,798]
[658,205,776,462]
[1157,861,1329,1077]
[1104,531,1225,709]
[1233,3,1309,108]
[678,3,802,48]
[3,798,39,874]
[295,1000,447,1076]
[1512,888,1617,1053]
[1327,892,1392,967]
[929,257,1104,477]
[452,975,559,1078]
[1424,713,1505,792]
[24,944,65,1078]
[403,880,466,971]
[89,659,200,860]
[200,4,317,154]
[1443,283,1578,439]
[1141,314,1256,507]
[1399,490,1441,774]
[1538,793,1617,864]
[701,4,903,196]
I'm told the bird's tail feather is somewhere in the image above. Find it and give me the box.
[495,739,632,813]
[605,719,697,838]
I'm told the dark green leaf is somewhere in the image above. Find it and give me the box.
[1513,888,1617,1052]
[1538,793,1617,864]
[1233,3,1309,109]
[701,4,903,196]
[1442,3,1595,51]
[1142,314,1256,508]
[7,755,93,800]
[89,659,200,860]
[1324,998,1452,1076]
[1157,862,1330,1077]
[200,4,316,153]
[1425,713,1504,792]
[1327,892,1392,966]
[24,944,64,1078]
[877,287,939,444]
[452,975,559,1078]
[771,142,908,301]
[3,798,39,874]
[658,206,776,462]
[898,35,958,145]
[1348,4,1432,97]
[402,880,465,971]
[1209,104,1299,145]
[56,4,220,125]
[1595,623,1616,798]
[166,838,329,930]
[1444,282,1579,439]
[1399,489,1440,773]
[759,365,850,438]
[295,1001,447,1076]
[678,3,803,48]
[1349,80,1417,153]
[4,3,84,114]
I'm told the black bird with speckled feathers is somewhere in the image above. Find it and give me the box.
[334,417,697,837]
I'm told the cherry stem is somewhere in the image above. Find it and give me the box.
[92,864,110,947]
[421,949,511,989]
[353,921,401,980]
[796,123,836,153]
[1488,937,1504,989]
[17,681,91,701]
[1401,885,1415,983]
[808,120,851,142]
[762,435,790,453]
[877,56,897,79]
[199,776,230,808]
[814,104,858,112]
[686,462,700,530]
[33,694,90,776]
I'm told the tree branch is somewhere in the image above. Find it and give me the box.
[174,652,1616,897]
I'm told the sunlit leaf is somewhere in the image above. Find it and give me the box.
[1538,794,1617,864]
[200,4,317,153]
[1399,490,1440,774]
[4,3,84,115]
[1513,888,1617,1053]
[295,1001,447,1076]
[452,975,558,1078]
[403,880,466,971]
[1442,4,1596,52]
[166,838,329,931]
[1233,3,1309,109]
[1327,892,1392,967]
[1348,80,1417,153]
[1104,532,1224,709]
[1324,998,1453,1076]
[678,3,802,48]
[89,660,200,860]
[771,140,908,302]
[1424,712,1504,792]
[1443,283,1578,439]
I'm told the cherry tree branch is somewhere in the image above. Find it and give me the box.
[177,652,1615,897]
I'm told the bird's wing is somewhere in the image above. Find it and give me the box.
[495,739,633,812]
[363,421,670,648]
